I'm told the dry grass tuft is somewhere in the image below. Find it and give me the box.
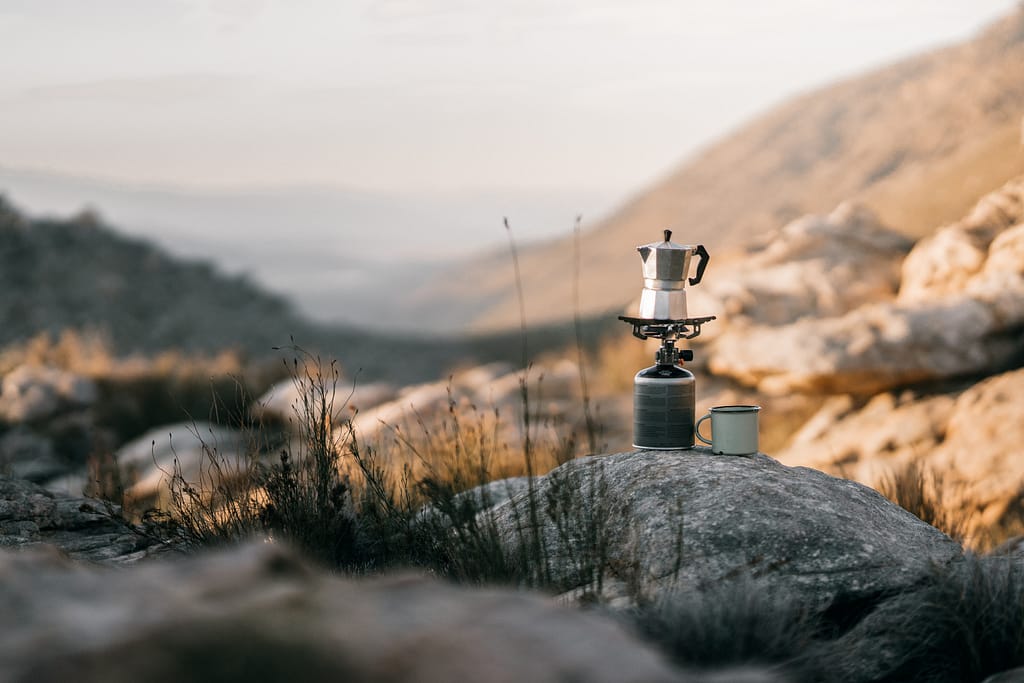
[877,460,970,545]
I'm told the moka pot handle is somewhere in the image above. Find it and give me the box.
[689,244,710,286]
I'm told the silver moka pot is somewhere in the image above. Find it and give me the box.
[636,230,709,320]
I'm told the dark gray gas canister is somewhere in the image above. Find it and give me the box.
[633,342,695,449]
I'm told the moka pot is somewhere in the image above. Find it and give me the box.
[636,230,709,320]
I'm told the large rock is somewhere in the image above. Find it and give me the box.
[771,367,1024,549]
[775,391,955,482]
[349,360,583,452]
[709,178,1024,395]
[252,377,397,424]
[966,221,1024,324]
[708,298,1015,394]
[0,540,761,683]
[486,450,962,612]
[930,368,1024,526]
[114,422,249,506]
[350,361,515,441]
[685,203,911,337]
[0,475,162,564]
[899,176,1024,303]
[0,364,97,423]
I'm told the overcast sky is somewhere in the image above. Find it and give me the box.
[0,0,1018,198]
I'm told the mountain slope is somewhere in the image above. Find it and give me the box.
[0,198,302,356]
[418,8,1024,331]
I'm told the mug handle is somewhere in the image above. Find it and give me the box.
[695,413,712,445]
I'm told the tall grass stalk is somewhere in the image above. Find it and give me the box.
[572,214,600,454]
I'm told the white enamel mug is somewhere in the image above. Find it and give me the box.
[695,405,761,455]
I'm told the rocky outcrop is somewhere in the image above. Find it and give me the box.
[773,366,1024,547]
[899,176,1024,303]
[0,475,163,564]
[253,377,397,424]
[485,449,962,611]
[708,296,1019,394]
[776,391,955,482]
[346,359,585,450]
[0,426,65,483]
[0,364,97,423]
[686,203,912,337]
[0,540,782,683]
[708,178,1024,394]
[930,368,1024,524]
[115,422,249,506]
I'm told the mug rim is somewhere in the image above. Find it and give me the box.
[709,404,761,413]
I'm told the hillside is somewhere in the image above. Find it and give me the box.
[415,8,1024,331]
[0,197,300,355]
[0,197,616,382]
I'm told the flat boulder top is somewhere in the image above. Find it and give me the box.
[489,449,963,609]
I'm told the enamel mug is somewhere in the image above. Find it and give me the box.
[695,405,760,455]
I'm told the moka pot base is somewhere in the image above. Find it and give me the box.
[638,287,688,320]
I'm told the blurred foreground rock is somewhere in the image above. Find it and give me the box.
[485,449,961,611]
[0,540,783,683]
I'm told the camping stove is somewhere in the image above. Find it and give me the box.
[619,230,715,450]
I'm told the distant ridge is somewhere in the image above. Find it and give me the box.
[0,198,613,381]
[0,196,349,364]
[416,8,1024,331]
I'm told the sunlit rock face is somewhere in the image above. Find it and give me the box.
[899,176,1024,303]
[649,202,913,342]
[707,177,1024,395]
[929,368,1024,525]
[769,365,1024,549]
[775,391,955,481]
[113,422,249,506]
[0,540,728,683]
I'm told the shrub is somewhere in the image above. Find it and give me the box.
[825,554,1024,682]
[626,580,825,682]
[877,460,968,544]
[146,345,624,594]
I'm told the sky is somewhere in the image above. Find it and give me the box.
[0,0,1019,200]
